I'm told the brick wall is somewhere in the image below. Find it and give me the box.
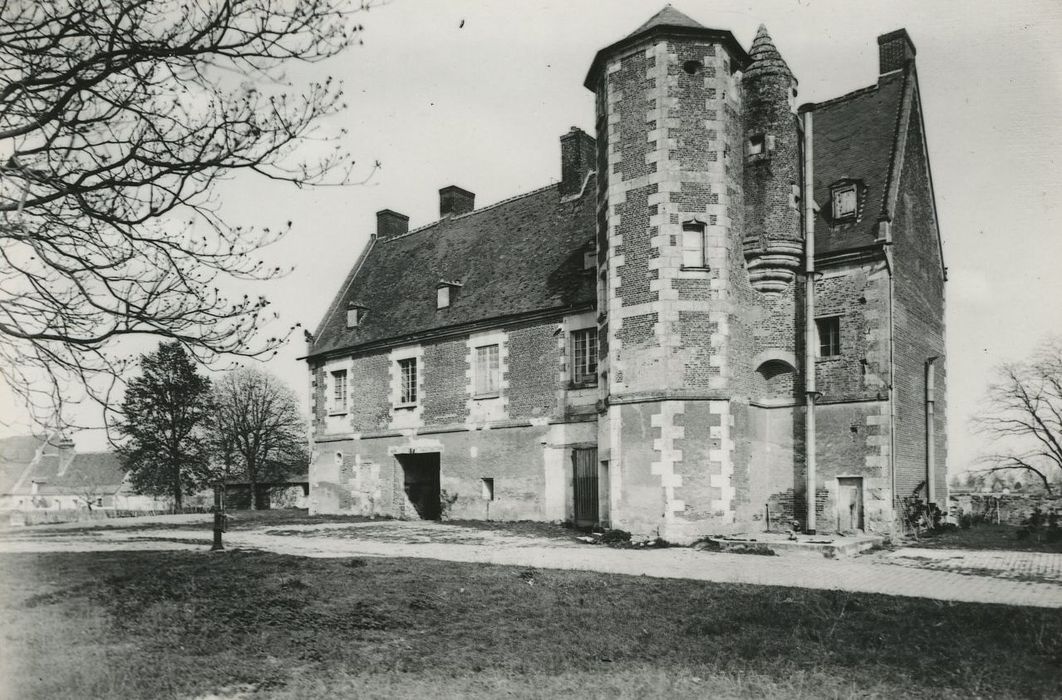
[891,102,947,502]
[422,338,470,425]
[507,322,558,419]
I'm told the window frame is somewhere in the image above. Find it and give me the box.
[571,327,598,387]
[680,221,708,270]
[330,368,348,414]
[397,357,418,406]
[831,183,858,220]
[436,286,450,309]
[815,316,842,359]
[473,343,501,398]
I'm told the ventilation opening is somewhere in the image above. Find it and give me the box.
[682,60,702,75]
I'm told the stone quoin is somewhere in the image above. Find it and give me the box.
[302,6,947,542]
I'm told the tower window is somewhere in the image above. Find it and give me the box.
[748,134,765,156]
[816,317,841,358]
[681,222,707,269]
[682,60,702,75]
[571,328,598,386]
[832,184,858,219]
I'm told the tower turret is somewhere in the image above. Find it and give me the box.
[742,25,802,295]
[585,6,752,541]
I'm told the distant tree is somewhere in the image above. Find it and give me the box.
[210,367,306,508]
[0,0,374,424]
[973,338,1062,494]
[116,342,213,509]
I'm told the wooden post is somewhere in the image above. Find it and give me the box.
[211,484,224,551]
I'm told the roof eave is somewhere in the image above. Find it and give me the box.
[584,25,751,91]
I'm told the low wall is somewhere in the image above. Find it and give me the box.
[949,493,1062,526]
[4,507,212,527]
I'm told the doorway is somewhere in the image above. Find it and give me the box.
[572,447,599,528]
[396,452,441,520]
[836,477,864,532]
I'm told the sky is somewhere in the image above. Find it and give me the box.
[3,0,1062,477]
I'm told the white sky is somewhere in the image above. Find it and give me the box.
[4,0,1062,477]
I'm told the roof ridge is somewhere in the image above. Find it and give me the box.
[802,78,892,112]
[382,179,577,243]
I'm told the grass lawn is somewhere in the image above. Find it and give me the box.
[1,551,1059,699]
[909,523,1062,553]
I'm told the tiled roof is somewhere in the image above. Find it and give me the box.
[309,179,597,358]
[38,452,126,495]
[625,5,706,37]
[807,70,907,256]
[0,436,41,493]
[0,436,126,496]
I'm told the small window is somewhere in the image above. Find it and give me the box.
[346,304,364,328]
[682,59,702,75]
[832,185,858,219]
[474,344,500,397]
[331,369,348,411]
[583,248,596,271]
[571,328,598,385]
[437,286,450,309]
[681,222,706,268]
[748,134,765,156]
[481,478,495,501]
[398,358,418,404]
[816,317,841,358]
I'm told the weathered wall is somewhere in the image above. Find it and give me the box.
[892,101,947,505]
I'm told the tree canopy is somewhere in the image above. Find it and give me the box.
[115,341,213,508]
[211,366,306,508]
[0,0,369,423]
[974,338,1062,494]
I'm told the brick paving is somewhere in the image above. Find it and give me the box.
[2,518,1060,609]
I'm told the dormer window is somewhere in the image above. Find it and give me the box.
[830,181,861,221]
[346,303,367,328]
[436,280,463,309]
[748,134,765,156]
[583,240,597,271]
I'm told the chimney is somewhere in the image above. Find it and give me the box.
[376,209,409,239]
[55,435,75,476]
[439,185,475,217]
[560,126,596,196]
[877,29,916,75]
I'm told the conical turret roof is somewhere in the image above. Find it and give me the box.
[745,24,795,81]
[625,5,706,38]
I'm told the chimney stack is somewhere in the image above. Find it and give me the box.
[376,209,409,239]
[877,29,916,75]
[439,186,475,217]
[560,126,596,196]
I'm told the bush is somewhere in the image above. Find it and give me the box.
[599,528,632,544]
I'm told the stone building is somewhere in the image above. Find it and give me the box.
[303,7,946,541]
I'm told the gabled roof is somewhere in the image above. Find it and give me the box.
[308,179,597,359]
[804,70,907,256]
[0,434,127,496]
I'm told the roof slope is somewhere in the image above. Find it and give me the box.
[808,71,906,255]
[626,5,706,37]
[310,179,597,358]
[38,452,126,495]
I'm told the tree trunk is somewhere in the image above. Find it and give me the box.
[173,471,183,512]
[249,459,259,510]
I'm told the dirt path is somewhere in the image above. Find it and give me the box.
[3,517,1060,609]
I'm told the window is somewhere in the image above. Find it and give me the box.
[681,222,706,268]
[816,317,841,358]
[474,344,500,397]
[331,369,348,411]
[832,184,858,219]
[346,304,364,328]
[398,358,417,404]
[437,286,450,309]
[571,328,598,385]
[481,478,495,500]
[748,133,765,156]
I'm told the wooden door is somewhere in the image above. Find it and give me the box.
[573,448,599,528]
[836,477,864,532]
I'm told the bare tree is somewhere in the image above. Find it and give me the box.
[973,338,1062,494]
[0,0,374,425]
[211,366,306,509]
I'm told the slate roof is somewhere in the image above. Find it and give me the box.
[0,435,41,494]
[309,180,597,358]
[36,452,126,495]
[0,434,126,496]
[626,5,706,36]
[806,70,907,256]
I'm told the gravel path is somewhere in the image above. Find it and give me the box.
[3,517,1060,609]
